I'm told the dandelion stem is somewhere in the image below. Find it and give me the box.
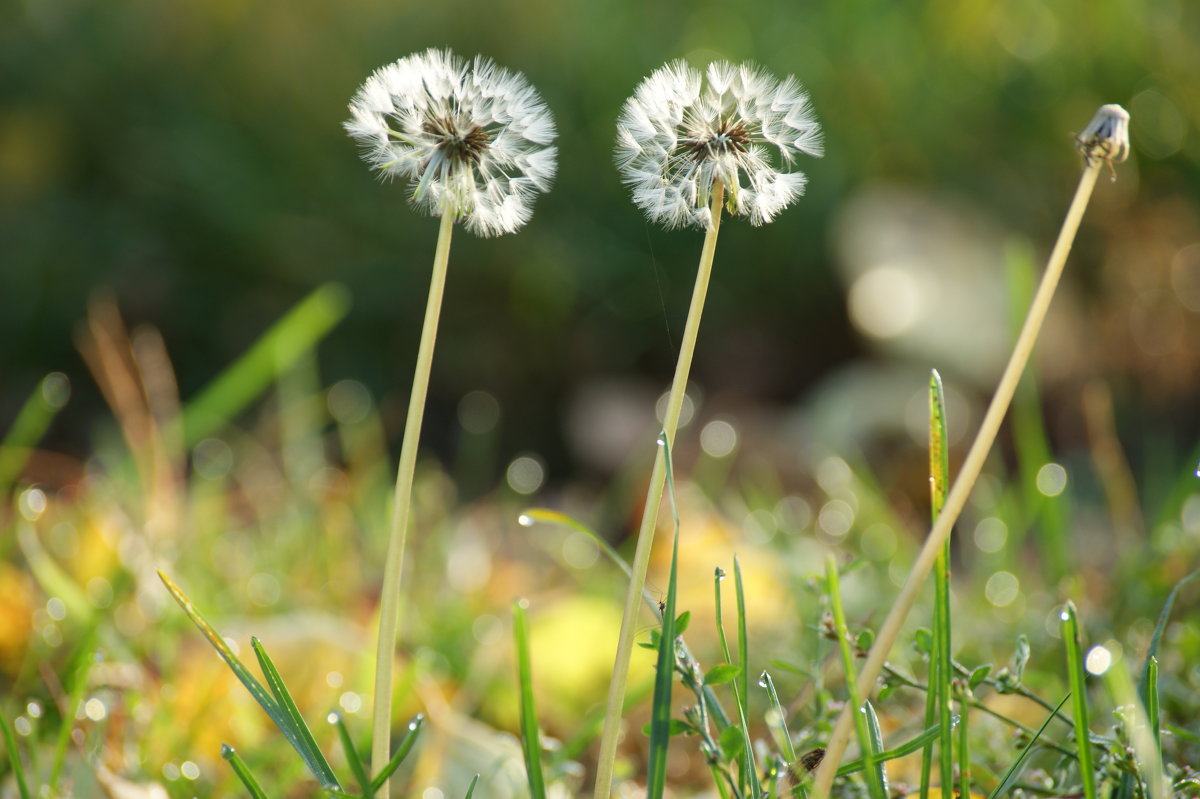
[593,180,726,799]
[810,160,1104,799]
[371,209,455,798]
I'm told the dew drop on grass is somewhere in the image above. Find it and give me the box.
[409,714,424,730]
[517,514,534,527]
[327,711,339,725]
[757,672,769,688]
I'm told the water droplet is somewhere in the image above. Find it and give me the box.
[518,514,533,527]
[757,673,769,688]
[221,744,235,759]
[327,712,339,725]
[409,716,423,730]
[715,567,726,580]
[1059,609,1071,622]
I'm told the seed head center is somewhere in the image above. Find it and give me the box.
[684,118,751,160]
[424,117,491,165]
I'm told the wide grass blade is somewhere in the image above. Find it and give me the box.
[368,714,424,794]
[863,701,889,797]
[0,372,70,496]
[0,712,32,799]
[1060,602,1096,799]
[826,555,887,799]
[222,744,271,799]
[513,599,547,799]
[986,694,1070,799]
[158,571,341,790]
[177,283,350,447]
[330,712,371,797]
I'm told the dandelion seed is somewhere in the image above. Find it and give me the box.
[345,48,557,236]
[1076,103,1130,180]
[615,60,822,229]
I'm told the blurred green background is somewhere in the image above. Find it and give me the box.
[3,0,1199,488]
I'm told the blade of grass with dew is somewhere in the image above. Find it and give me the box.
[732,557,763,798]
[646,435,683,799]
[987,694,1070,799]
[863,701,889,797]
[957,686,970,799]
[330,712,371,797]
[158,571,341,790]
[176,283,350,446]
[513,599,547,799]
[0,712,32,799]
[836,723,945,776]
[1061,601,1096,799]
[463,774,480,798]
[594,182,727,799]
[252,638,341,790]
[0,372,70,497]
[222,744,271,799]
[810,148,1108,799]
[1105,654,1168,799]
[826,554,887,799]
[760,671,796,763]
[368,714,424,794]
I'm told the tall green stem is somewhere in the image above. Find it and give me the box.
[811,161,1103,799]
[593,181,725,799]
[371,210,455,798]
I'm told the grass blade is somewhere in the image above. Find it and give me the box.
[50,637,97,793]
[222,744,271,799]
[836,723,946,776]
[732,557,762,799]
[463,774,480,798]
[0,372,70,496]
[1104,653,1168,799]
[513,599,547,799]
[251,638,341,790]
[1146,656,1159,751]
[863,701,889,797]
[159,571,341,790]
[0,712,32,799]
[760,671,796,763]
[330,712,372,797]
[826,554,887,799]
[986,694,1070,799]
[1060,602,1096,799]
[368,714,424,794]
[177,283,350,447]
[646,436,682,799]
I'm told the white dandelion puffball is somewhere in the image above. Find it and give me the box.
[345,48,557,237]
[615,60,823,229]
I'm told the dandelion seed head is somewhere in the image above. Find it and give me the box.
[345,48,557,237]
[615,59,822,229]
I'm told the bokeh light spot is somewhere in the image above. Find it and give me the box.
[506,454,545,495]
[1036,463,1067,497]
[848,265,922,339]
[327,379,372,425]
[985,571,1020,607]
[699,418,738,457]
[973,517,1008,553]
[1085,645,1113,675]
[458,389,501,434]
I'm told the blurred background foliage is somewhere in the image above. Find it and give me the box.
[3,0,1198,483]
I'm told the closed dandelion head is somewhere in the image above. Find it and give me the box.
[615,60,822,230]
[344,48,557,237]
[1076,103,1130,179]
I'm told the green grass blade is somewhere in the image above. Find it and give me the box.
[733,556,763,799]
[863,701,889,797]
[1060,602,1096,799]
[714,567,732,664]
[646,436,681,799]
[986,694,1070,799]
[0,372,70,496]
[760,671,796,763]
[50,637,97,792]
[0,712,32,799]
[464,774,480,798]
[1104,654,1167,799]
[222,744,271,799]
[925,370,955,799]
[957,689,970,799]
[826,555,887,799]
[159,572,341,790]
[177,283,350,447]
[369,714,424,793]
[513,599,547,799]
[836,723,945,776]
[330,711,371,797]
[251,638,341,790]
[1146,656,1160,751]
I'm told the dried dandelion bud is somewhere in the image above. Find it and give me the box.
[1076,104,1130,177]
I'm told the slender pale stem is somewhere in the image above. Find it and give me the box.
[592,181,726,799]
[810,161,1103,799]
[370,210,456,798]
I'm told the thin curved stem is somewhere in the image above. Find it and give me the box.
[593,181,726,799]
[371,210,455,798]
[811,161,1103,799]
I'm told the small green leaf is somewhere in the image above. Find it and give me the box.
[969,665,992,691]
[719,725,745,761]
[674,610,691,635]
[914,628,933,656]
[704,664,741,686]
[641,719,692,737]
[856,629,875,653]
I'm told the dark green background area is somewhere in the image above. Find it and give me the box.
[3,0,1198,477]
